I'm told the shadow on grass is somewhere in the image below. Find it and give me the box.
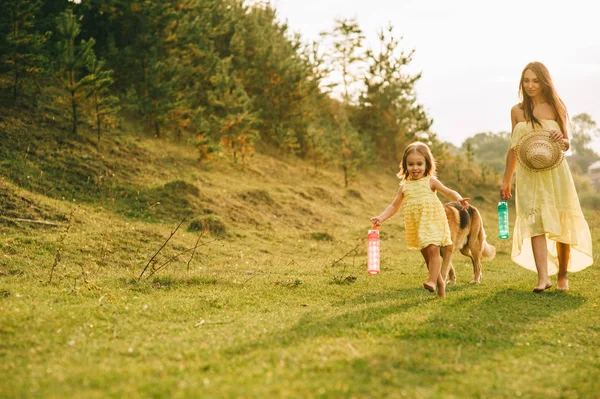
[224,286,585,360]
[0,127,201,223]
[309,289,590,397]
[225,292,430,356]
[404,288,587,346]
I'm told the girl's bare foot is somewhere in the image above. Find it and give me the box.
[437,282,446,298]
[423,282,435,292]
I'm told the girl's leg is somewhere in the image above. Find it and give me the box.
[420,246,430,270]
[420,247,434,292]
[531,235,551,291]
[421,244,445,297]
[557,242,570,290]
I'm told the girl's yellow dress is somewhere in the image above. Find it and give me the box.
[510,119,593,274]
[402,176,452,249]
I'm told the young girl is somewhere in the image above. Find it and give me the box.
[370,142,469,297]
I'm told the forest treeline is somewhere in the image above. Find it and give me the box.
[1,0,599,186]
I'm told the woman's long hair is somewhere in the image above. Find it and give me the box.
[519,61,568,134]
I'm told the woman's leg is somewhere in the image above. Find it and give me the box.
[557,242,570,290]
[421,244,445,297]
[531,235,552,291]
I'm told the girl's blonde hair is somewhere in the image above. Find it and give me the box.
[397,141,437,181]
[519,61,569,134]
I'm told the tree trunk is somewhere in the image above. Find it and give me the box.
[154,119,160,137]
[13,70,18,100]
[12,15,19,101]
[95,92,101,145]
[71,89,77,135]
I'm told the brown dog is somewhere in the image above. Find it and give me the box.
[440,202,496,284]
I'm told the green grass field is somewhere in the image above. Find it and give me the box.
[1,113,599,398]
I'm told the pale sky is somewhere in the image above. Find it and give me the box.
[272,0,600,150]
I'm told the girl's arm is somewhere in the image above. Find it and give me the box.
[430,178,469,210]
[370,186,404,228]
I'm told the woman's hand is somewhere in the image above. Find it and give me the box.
[500,182,512,200]
[549,129,569,150]
[549,129,563,142]
[370,216,382,229]
[458,198,470,211]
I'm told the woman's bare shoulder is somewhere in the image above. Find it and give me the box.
[511,104,524,119]
[510,103,525,124]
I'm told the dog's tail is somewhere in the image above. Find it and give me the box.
[475,208,496,259]
[482,241,496,259]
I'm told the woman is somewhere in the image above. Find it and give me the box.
[501,61,593,292]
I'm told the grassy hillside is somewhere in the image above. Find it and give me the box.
[1,109,599,398]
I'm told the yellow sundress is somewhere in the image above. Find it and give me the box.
[510,119,593,274]
[402,176,452,249]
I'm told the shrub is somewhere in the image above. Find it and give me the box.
[187,215,227,237]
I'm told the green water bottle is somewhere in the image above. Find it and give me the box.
[498,201,509,240]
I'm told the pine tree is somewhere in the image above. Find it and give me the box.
[331,110,366,188]
[355,24,432,162]
[319,18,368,185]
[54,9,96,135]
[230,2,323,155]
[86,54,119,145]
[0,0,49,102]
[208,57,258,163]
[320,18,366,105]
[162,0,227,141]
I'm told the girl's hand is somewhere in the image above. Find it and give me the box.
[500,182,512,200]
[458,198,470,211]
[549,129,563,142]
[370,217,382,228]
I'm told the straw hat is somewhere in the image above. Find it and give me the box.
[516,130,566,172]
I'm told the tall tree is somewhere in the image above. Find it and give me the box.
[78,0,178,136]
[163,0,233,142]
[54,9,96,135]
[208,57,258,163]
[318,18,369,185]
[0,0,49,102]
[230,2,323,155]
[570,113,600,173]
[320,18,366,104]
[354,24,431,163]
[86,54,119,145]
[461,131,510,172]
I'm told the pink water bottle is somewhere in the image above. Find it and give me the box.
[367,229,380,275]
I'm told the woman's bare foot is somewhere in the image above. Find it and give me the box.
[533,282,552,293]
[557,278,569,291]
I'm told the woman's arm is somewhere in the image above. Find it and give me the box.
[502,107,520,199]
[370,187,404,227]
[430,178,469,210]
[501,149,518,199]
[549,126,570,151]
